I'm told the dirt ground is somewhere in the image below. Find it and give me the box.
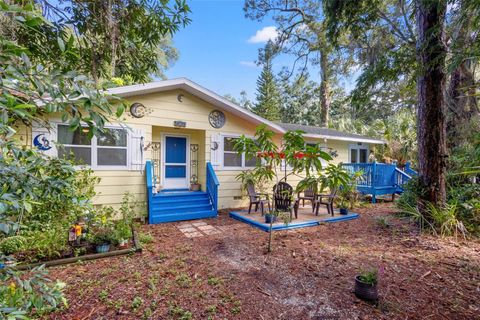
[48,203,480,320]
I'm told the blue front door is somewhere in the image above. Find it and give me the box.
[163,136,188,189]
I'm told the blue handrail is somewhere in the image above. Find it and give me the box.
[404,162,418,176]
[394,167,412,189]
[145,160,154,224]
[206,162,219,213]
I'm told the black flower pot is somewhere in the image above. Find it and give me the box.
[354,275,378,302]
[340,208,349,215]
[265,214,277,224]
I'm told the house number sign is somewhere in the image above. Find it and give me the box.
[208,110,226,129]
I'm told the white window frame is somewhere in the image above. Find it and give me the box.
[220,134,257,170]
[348,143,369,163]
[57,123,129,170]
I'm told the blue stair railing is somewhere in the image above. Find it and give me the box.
[206,162,220,214]
[146,160,154,224]
[394,167,412,192]
[404,161,418,177]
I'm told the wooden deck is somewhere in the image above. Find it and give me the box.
[229,205,359,232]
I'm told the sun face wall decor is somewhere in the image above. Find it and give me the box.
[208,110,226,129]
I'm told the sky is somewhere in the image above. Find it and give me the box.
[164,0,307,101]
[165,0,358,101]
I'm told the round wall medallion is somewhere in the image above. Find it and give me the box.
[130,103,147,118]
[208,110,226,128]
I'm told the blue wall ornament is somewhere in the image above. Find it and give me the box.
[33,134,52,151]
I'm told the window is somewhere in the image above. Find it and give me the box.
[306,142,328,167]
[57,125,128,168]
[349,144,369,163]
[222,136,257,168]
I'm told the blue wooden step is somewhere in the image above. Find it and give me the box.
[152,203,213,214]
[156,191,207,197]
[151,198,211,208]
[150,210,217,223]
[154,191,209,201]
[148,190,216,224]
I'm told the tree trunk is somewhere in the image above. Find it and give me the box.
[319,50,330,127]
[415,0,447,205]
[447,59,478,148]
[446,6,479,149]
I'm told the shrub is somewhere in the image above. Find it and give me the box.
[0,265,67,318]
[138,232,154,245]
[397,176,426,209]
[0,144,100,234]
[88,227,117,245]
[22,228,68,262]
[399,202,468,239]
[0,236,27,255]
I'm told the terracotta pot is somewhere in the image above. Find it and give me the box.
[118,239,128,249]
[354,275,378,301]
[190,183,201,191]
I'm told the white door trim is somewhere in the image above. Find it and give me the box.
[161,133,190,189]
[348,143,369,163]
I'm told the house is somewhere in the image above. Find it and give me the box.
[26,78,385,223]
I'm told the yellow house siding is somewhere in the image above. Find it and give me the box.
[14,87,371,212]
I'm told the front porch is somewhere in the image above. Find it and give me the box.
[150,125,207,192]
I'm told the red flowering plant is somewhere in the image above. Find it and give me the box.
[234,125,333,252]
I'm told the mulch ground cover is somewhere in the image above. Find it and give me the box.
[47,203,480,320]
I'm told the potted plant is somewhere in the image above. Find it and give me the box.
[338,197,349,215]
[264,212,277,223]
[190,176,201,191]
[114,220,131,248]
[89,227,116,253]
[354,269,378,301]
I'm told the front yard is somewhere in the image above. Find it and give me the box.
[48,203,479,319]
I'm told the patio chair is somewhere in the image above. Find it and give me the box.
[313,188,337,216]
[246,183,271,215]
[273,182,299,219]
[297,186,316,209]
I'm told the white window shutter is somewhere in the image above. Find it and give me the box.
[129,128,146,171]
[210,133,222,169]
[31,122,57,157]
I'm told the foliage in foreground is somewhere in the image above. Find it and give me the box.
[397,132,480,237]
[0,264,67,319]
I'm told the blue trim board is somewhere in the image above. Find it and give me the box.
[229,210,359,232]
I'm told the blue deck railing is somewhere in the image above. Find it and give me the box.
[341,162,417,202]
[341,163,374,186]
[206,162,220,214]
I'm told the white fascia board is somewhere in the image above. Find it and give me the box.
[302,133,385,144]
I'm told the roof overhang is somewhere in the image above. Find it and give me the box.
[107,78,285,133]
[108,78,384,144]
[303,133,385,144]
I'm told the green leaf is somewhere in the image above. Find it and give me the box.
[115,104,125,117]
[23,201,32,213]
[57,37,65,52]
